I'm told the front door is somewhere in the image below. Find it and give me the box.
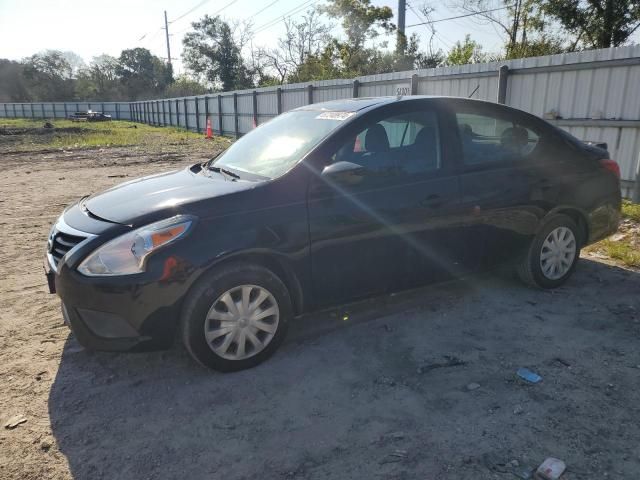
[307,102,470,307]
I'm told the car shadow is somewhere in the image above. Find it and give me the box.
[49,259,640,479]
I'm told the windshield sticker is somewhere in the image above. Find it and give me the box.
[315,111,355,121]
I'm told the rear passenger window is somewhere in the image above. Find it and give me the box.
[456,112,539,165]
[334,110,441,175]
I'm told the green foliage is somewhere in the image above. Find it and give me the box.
[0,59,28,102]
[444,35,488,66]
[116,48,173,100]
[182,15,253,91]
[505,36,566,59]
[321,0,395,74]
[22,50,75,101]
[544,0,640,49]
[164,75,208,97]
[622,200,640,223]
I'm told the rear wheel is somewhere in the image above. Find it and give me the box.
[517,214,581,289]
[181,263,291,372]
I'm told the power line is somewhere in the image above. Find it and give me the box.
[246,0,284,22]
[253,0,319,34]
[170,0,213,24]
[406,5,512,28]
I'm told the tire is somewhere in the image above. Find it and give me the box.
[517,214,581,289]
[181,263,292,372]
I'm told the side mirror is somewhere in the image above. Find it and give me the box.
[321,161,365,185]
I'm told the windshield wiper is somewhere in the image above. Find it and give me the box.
[206,165,241,180]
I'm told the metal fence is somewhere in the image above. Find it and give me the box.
[2,45,640,197]
[0,101,132,120]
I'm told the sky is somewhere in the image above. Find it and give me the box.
[1,0,635,75]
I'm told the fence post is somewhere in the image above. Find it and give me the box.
[195,97,201,133]
[21,104,26,118]
[39,104,44,118]
[162,100,166,125]
[204,95,209,132]
[101,102,105,115]
[252,90,258,127]
[31,104,35,119]
[497,65,509,104]
[3,104,7,118]
[64,103,68,119]
[411,74,419,95]
[632,153,640,203]
[352,79,360,98]
[52,103,57,119]
[307,84,314,104]
[175,99,180,127]
[276,87,282,114]
[12,104,17,118]
[217,95,223,135]
[183,98,189,130]
[233,92,239,138]
[115,103,120,120]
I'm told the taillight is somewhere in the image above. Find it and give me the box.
[600,159,620,179]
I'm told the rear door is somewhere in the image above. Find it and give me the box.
[446,101,558,266]
[307,101,472,306]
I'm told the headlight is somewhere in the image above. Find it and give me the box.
[77,215,195,276]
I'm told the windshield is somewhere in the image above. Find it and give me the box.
[211,110,353,179]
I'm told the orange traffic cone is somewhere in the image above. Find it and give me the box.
[205,117,213,139]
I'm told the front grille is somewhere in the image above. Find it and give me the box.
[49,230,86,268]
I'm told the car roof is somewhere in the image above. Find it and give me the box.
[295,95,503,114]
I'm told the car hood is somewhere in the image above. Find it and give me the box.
[82,166,257,225]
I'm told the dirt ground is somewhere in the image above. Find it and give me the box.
[1,142,640,480]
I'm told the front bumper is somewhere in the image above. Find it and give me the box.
[45,213,196,352]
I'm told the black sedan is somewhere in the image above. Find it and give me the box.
[45,96,621,371]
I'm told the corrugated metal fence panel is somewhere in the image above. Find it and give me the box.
[282,89,307,112]
[256,91,277,120]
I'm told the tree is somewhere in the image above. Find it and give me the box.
[321,0,395,74]
[116,48,173,99]
[76,55,122,100]
[444,35,489,65]
[505,36,565,59]
[182,15,253,91]
[453,0,547,58]
[164,74,208,97]
[544,0,640,49]
[254,9,332,84]
[22,50,75,100]
[0,59,29,102]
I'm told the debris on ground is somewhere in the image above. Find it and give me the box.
[517,368,542,383]
[379,449,407,464]
[466,382,481,391]
[417,355,466,374]
[534,457,566,479]
[4,415,27,429]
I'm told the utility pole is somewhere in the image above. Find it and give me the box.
[164,10,172,69]
[397,0,407,54]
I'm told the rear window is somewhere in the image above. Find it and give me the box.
[456,112,540,165]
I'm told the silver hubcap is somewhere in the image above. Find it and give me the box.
[204,285,279,361]
[540,226,577,280]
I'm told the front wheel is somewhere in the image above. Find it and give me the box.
[181,263,292,372]
[517,214,581,289]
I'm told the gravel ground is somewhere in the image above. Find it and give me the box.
[1,145,639,480]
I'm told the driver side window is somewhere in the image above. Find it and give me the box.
[332,110,441,176]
